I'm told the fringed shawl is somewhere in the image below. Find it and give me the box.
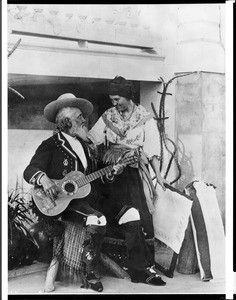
[100,106,158,214]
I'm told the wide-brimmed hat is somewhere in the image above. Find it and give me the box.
[44,93,93,123]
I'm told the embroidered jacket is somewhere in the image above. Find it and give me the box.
[24,131,96,185]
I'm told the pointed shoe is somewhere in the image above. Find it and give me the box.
[130,267,166,286]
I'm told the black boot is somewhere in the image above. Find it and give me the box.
[122,220,156,270]
[81,269,103,292]
[80,224,106,292]
[122,221,166,286]
[130,265,166,286]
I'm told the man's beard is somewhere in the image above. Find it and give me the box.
[74,125,89,142]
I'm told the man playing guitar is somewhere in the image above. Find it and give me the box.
[24,93,126,293]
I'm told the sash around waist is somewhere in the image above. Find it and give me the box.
[102,143,141,167]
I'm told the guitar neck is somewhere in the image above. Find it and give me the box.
[76,165,114,187]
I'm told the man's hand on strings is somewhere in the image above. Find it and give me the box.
[40,174,59,201]
[112,163,125,175]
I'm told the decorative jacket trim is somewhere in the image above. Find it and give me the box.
[57,132,78,171]
[29,170,42,185]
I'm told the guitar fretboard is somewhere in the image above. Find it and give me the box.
[76,165,114,187]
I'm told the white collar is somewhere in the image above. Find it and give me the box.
[62,132,87,169]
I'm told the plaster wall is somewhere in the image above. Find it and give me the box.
[8,130,52,192]
[8,41,164,82]
[151,4,225,76]
[7,4,165,82]
[175,71,225,223]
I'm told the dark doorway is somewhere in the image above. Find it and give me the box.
[8,74,140,130]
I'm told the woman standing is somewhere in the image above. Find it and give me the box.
[87,76,168,285]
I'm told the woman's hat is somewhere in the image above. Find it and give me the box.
[44,93,93,123]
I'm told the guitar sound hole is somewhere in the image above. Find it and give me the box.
[64,182,75,193]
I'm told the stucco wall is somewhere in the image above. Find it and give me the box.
[175,71,225,223]
[8,130,52,192]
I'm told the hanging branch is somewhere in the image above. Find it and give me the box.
[152,103,181,184]
[8,38,22,59]
[8,38,25,100]
[152,72,196,185]
[8,86,25,100]
[163,137,181,182]
[152,104,164,172]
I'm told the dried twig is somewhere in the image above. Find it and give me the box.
[8,38,25,99]
[8,86,25,99]
[152,72,196,184]
[8,38,21,59]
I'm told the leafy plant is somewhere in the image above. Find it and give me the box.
[8,182,39,270]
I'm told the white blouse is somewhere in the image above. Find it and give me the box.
[88,105,161,160]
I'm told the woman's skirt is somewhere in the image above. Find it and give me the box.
[96,165,154,239]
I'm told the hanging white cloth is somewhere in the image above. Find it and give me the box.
[152,184,193,254]
[186,181,225,282]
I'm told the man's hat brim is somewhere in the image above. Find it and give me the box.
[44,97,93,123]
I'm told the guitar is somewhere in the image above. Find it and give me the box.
[32,155,138,217]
